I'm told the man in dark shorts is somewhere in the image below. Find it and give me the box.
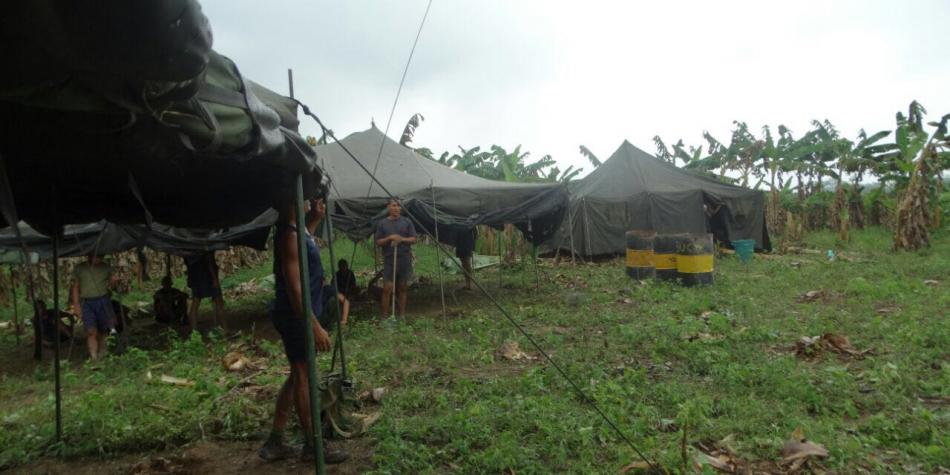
[455,227,477,291]
[184,251,227,332]
[70,253,116,360]
[374,198,417,318]
[260,194,347,465]
[153,276,188,325]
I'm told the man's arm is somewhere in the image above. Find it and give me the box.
[279,228,331,352]
[206,254,220,288]
[402,220,418,245]
[70,279,81,314]
[374,223,392,247]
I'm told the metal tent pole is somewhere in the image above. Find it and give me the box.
[567,203,577,265]
[430,183,447,322]
[10,267,19,345]
[295,175,325,474]
[289,68,324,475]
[323,210,348,380]
[52,230,62,442]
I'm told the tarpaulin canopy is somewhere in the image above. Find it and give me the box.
[0,1,319,234]
[545,140,770,256]
[315,127,569,246]
[0,215,273,261]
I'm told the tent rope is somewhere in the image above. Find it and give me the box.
[292,105,661,472]
[364,0,434,199]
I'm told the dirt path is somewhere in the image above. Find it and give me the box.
[11,439,374,475]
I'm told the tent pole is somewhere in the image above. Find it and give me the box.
[295,174,325,474]
[10,267,19,345]
[323,209,348,380]
[289,66,324,475]
[52,228,62,442]
[529,220,540,291]
[583,198,593,258]
[430,183,446,322]
[567,203,577,266]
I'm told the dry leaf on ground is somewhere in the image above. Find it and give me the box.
[359,387,387,403]
[694,451,738,473]
[222,352,249,372]
[159,375,195,387]
[797,290,826,302]
[923,279,939,286]
[499,341,535,361]
[618,460,658,474]
[782,427,828,472]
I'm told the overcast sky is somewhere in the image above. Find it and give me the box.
[202,0,950,177]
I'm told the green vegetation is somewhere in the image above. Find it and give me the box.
[1,228,948,473]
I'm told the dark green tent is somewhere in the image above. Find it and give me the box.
[315,127,569,246]
[0,1,318,234]
[545,140,770,256]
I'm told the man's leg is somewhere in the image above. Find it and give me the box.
[260,374,298,461]
[338,295,350,326]
[381,281,394,317]
[289,360,348,464]
[188,297,200,331]
[462,257,474,290]
[212,294,227,332]
[85,328,99,360]
[96,329,108,357]
[397,281,408,317]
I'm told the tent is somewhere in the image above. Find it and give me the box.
[314,127,569,246]
[0,215,273,260]
[545,140,770,256]
[0,1,320,233]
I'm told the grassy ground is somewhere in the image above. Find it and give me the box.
[0,228,947,474]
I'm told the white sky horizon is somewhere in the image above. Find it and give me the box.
[203,1,950,179]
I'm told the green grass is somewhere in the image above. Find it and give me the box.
[1,227,948,473]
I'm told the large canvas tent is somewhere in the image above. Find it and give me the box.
[545,140,770,256]
[315,127,569,246]
[0,1,319,234]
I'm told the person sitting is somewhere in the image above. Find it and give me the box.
[153,276,189,325]
[317,284,351,331]
[334,259,359,300]
[35,300,74,346]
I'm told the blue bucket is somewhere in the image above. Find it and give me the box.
[731,239,755,264]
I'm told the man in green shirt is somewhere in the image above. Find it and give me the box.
[70,254,117,360]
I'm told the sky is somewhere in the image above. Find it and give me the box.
[202,0,950,178]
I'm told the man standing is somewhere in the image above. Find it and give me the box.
[70,254,116,360]
[455,227,477,291]
[374,198,417,318]
[260,194,347,464]
[184,251,227,332]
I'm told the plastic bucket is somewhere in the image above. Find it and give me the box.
[731,239,755,264]
[625,230,655,280]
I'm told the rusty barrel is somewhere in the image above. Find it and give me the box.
[654,233,686,282]
[625,230,655,280]
[676,232,714,286]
